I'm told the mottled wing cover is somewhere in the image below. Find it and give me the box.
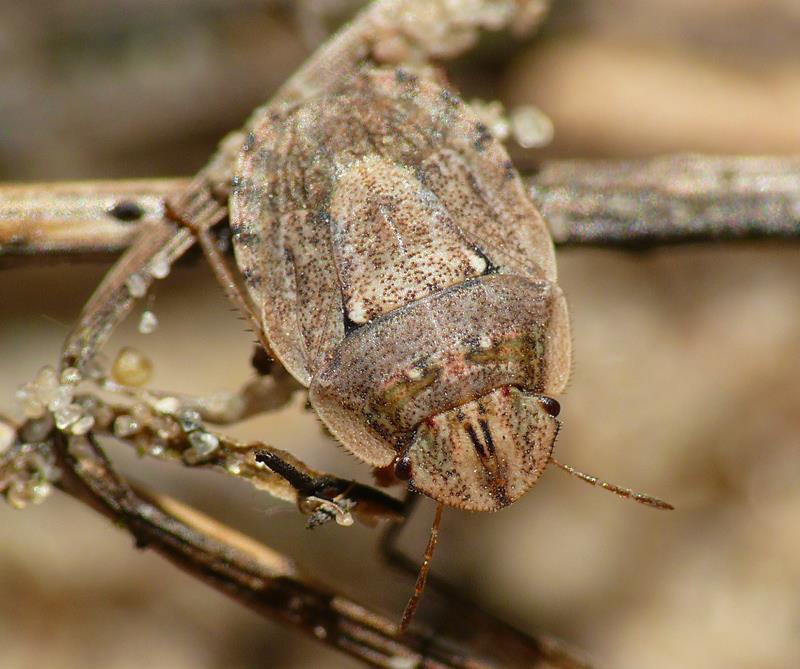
[232,119,347,386]
[231,68,557,386]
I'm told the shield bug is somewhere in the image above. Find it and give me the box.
[232,67,568,512]
[230,67,671,626]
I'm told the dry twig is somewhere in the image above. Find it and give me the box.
[2,154,798,264]
[530,155,800,247]
[4,2,796,667]
[1,416,591,669]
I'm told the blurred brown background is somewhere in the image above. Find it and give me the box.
[1,1,799,668]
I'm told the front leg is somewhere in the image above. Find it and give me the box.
[103,357,299,427]
[164,181,277,361]
[148,363,300,426]
[60,217,195,374]
[102,399,407,528]
[4,376,405,528]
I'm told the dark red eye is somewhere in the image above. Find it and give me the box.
[394,455,413,481]
[538,397,561,417]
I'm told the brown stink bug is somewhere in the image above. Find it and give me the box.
[229,67,672,626]
[53,61,673,631]
[233,67,568,512]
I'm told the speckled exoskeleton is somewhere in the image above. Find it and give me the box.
[231,67,570,512]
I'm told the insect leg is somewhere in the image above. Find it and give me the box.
[253,449,405,528]
[380,496,461,631]
[379,489,420,569]
[77,381,403,525]
[61,218,196,373]
[399,501,444,633]
[105,366,300,427]
[164,182,277,361]
[379,492,454,626]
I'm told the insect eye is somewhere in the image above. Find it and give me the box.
[538,396,561,417]
[394,455,413,481]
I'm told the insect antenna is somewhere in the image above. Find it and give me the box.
[550,457,674,510]
[399,501,444,633]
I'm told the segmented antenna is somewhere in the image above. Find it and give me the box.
[399,502,445,633]
[550,457,674,510]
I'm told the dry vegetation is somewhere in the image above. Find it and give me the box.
[1,1,799,668]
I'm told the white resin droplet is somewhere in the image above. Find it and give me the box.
[178,408,203,433]
[0,421,14,454]
[184,431,220,464]
[150,256,171,280]
[60,367,82,385]
[126,273,148,298]
[48,384,74,412]
[30,480,53,504]
[111,347,153,387]
[154,396,180,415]
[511,105,554,149]
[17,383,46,419]
[34,366,59,405]
[70,415,95,436]
[113,415,140,438]
[149,443,166,457]
[54,404,83,430]
[7,481,30,509]
[138,310,158,335]
[335,510,354,527]
[387,656,418,669]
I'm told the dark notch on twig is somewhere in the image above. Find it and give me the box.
[109,200,145,222]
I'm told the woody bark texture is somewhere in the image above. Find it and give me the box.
[2,425,590,669]
[529,155,800,247]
